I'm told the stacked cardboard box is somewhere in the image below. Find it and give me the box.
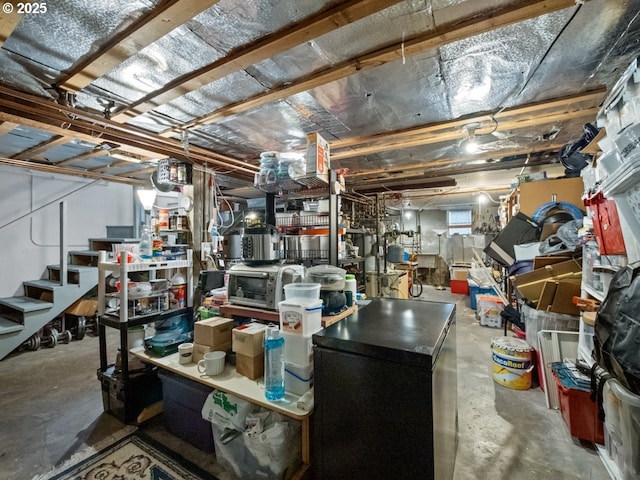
[193,317,233,363]
[232,323,267,380]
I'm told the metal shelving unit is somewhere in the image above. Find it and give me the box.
[97,251,193,380]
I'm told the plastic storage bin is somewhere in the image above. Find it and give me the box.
[469,285,495,310]
[522,304,579,350]
[477,295,503,328]
[97,365,162,424]
[283,282,321,301]
[158,370,215,452]
[603,378,640,479]
[279,299,323,335]
[552,365,604,444]
[449,279,469,295]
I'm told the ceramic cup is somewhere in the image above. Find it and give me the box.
[197,351,226,376]
[177,342,193,365]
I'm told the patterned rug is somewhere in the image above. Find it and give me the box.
[35,429,218,480]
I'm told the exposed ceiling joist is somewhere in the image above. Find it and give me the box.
[346,143,563,180]
[113,0,402,122]
[0,121,18,136]
[0,156,145,185]
[11,135,71,160]
[157,0,579,133]
[332,105,600,159]
[331,89,605,151]
[58,0,222,92]
[0,87,258,179]
[0,6,22,47]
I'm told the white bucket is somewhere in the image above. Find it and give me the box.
[491,336,534,390]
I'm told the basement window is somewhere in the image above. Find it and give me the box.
[447,210,472,236]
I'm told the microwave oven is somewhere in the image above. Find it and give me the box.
[227,263,305,310]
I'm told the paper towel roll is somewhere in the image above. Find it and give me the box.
[296,389,314,412]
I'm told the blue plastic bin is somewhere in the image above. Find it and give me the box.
[469,285,495,310]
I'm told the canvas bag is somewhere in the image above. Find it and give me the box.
[593,262,640,396]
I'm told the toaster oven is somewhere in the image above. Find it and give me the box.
[227,263,305,310]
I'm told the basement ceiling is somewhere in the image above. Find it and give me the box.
[0,0,639,208]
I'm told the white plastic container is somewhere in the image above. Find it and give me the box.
[285,361,314,395]
[279,299,323,336]
[284,282,321,301]
[603,378,640,479]
[282,330,314,366]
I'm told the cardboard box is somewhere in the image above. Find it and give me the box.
[236,353,264,380]
[510,258,582,302]
[66,298,98,316]
[518,177,586,217]
[193,340,231,364]
[192,343,212,364]
[450,267,469,281]
[533,256,572,269]
[194,317,233,347]
[537,278,582,315]
[232,323,267,357]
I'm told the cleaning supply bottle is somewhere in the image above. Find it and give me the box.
[264,324,285,401]
[345,274,357,307]
[139,226,153,261]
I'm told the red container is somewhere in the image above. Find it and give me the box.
[553,371,604,444]
[450,280,469,295]
[584,190,626,255]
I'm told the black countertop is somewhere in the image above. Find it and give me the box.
[312,297,455,369]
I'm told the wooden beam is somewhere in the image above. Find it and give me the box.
[112,0,402,122]
[0,86,257,180]
[331,89,605,150]
[58,0,221,91]
[346,143,564,180]
[0,121,18,135]
[331,105,600,160]
[56,149,110,167]
[157,0,578,132]
[0,156,146,185]
[0,5,23,47]
[11,135,70,160]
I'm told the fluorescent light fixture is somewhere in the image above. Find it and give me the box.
[137,188,157,211]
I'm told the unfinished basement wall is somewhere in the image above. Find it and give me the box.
[0,166,134,298]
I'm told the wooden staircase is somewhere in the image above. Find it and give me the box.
[0,237,137,360]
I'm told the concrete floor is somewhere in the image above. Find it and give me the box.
[0,287,608,480]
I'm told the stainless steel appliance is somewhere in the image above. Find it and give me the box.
[312,298,458,479]
[227,263,305,310]
[241,225,280,264]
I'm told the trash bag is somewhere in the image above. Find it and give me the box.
[538,219,583,255]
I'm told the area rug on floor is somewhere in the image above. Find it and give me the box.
[34,429,218,480]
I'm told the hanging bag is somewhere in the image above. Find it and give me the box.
[593,262,640,396]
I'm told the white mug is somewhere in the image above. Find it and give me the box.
[197,351,226,376]
[177,342,193,365]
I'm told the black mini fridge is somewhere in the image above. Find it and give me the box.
[312,298,458,480]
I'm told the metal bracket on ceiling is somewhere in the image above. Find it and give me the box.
[96,98,116,120]
[51,86,76,109]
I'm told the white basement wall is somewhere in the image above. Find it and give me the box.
[0,166,134,297]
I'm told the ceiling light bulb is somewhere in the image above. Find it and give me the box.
[465,139,479,154]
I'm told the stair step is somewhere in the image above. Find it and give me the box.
[69,250,101,267]
[23,279,69,291]
[0,296,53,313]
[0,317,23,335]
[48,264,97,274]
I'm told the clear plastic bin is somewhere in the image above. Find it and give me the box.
[603,378,640,479]
[522,304,579,350]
